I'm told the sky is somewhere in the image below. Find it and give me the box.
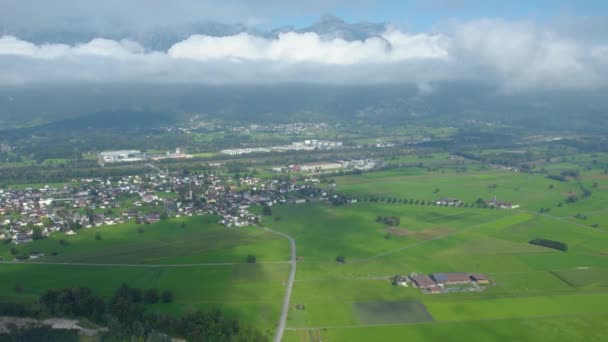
[0,0,607,91]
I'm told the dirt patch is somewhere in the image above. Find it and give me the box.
[0,316,105,336]
[354,301,434,324]
[386,226,454,240]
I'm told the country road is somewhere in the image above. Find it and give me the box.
[259,226,296,342]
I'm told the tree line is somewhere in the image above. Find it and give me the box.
[0,284,265,341]
[529,238,568,252]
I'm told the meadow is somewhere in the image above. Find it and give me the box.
[0,215,292,334]
[1,158,607,340]
[0,216,290,264]
[262,164,608,341]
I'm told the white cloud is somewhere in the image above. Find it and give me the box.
[0,19,606,91]
[168,30,448,64]
[450,19,604,89]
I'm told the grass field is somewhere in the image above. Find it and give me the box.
[0,216,290,264]
[1,162,607,340]
[0,215,292,335]
[0,262,288,333]
[261,164,608,341]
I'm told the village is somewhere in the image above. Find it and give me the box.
[0,169,336,247]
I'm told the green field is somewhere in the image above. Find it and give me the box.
[0,216,290,264]
[0,216,292,335]
[1,163,607,340]
[262,165,608,341]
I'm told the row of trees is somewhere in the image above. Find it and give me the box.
[529,238,568,252]
[359,196,494,209]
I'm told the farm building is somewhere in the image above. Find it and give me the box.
[431,273,471,286]
[393,275,409,287]
[409,274,440,292]
[435,198,462,206]
[487,197,519,209]
[470,273,490,285]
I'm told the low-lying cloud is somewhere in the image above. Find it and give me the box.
[0,19,606,91]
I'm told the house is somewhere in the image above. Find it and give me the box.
[470,273,490,285]
[393,275,409,287]
[145,212,161,224]
[487,197,519,209]
[141,192,158,203]
[435,198,462,206]
[431,273,471,286]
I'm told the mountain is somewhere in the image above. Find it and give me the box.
[5,16,387,50]
[295,15,387,41]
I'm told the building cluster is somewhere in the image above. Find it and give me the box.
[487,197,519,209]
[0,170,332,245]
[99,148,192,164]
[99,150,144,163]
[394,272,490,294]
[435,198,462,206]
[273,159,383,173]
[0,144,12,152]
[229,122,330,135]
[221,140,343,156]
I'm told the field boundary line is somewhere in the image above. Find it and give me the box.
[285,312,608,331]
[0,260,290,267]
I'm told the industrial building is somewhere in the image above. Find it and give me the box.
[99,150,144,163]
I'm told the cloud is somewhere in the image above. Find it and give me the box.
[450,19,604,90]
[168,30,448,64]
[0,18,606,91]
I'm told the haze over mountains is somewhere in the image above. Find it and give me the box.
[0,11,606,133]
[5,15,387,50]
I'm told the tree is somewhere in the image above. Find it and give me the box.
[247,254,257,264]
[161,290,173,303]
[144,288,159,304]
[130,288,143,303]
[262,205,272,216]
[32,226,44,240]
[180,221,187,229]
[160,211,169,221]
[336,255,346,263]
[95,232,102,240]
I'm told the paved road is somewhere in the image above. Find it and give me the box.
[259,226,296,342]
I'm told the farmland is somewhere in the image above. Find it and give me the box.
[261,164,608,341]
[0,216,292,335]
[1,155,607,340]
[0,216,290,264]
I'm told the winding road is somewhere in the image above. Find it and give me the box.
[259,226,296,342]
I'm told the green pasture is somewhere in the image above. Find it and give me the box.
[335,168,586,211]
[0,262,287,333]
[0,216,290,264]
[261,173,608,341]
[284,314,608,342]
